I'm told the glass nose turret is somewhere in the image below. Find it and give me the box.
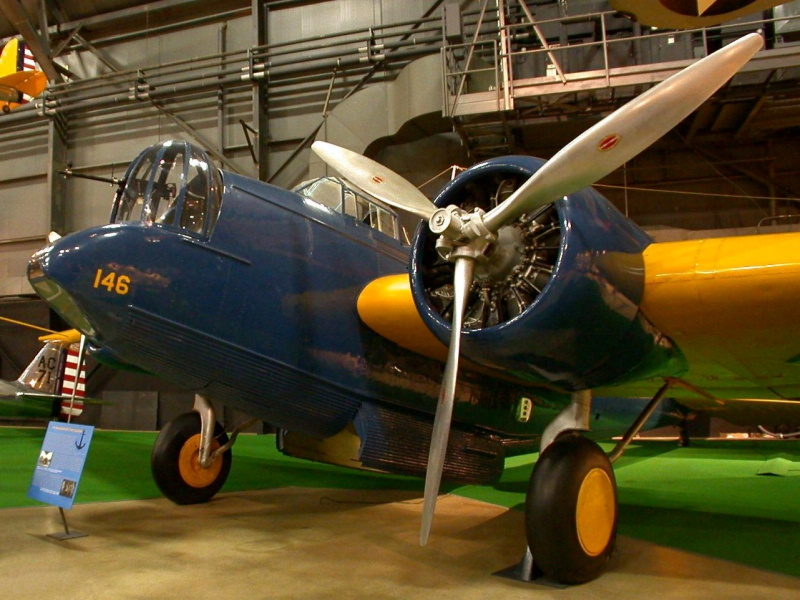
[111,140,222,237]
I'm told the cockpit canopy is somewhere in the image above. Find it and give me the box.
[293,176,404,242]
[111,140,222,238]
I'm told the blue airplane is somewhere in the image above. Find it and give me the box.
[27,35,782,584]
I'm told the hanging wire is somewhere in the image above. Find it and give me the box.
[418,164,467,191]
[674,131,773,216]
[594,183,800,204]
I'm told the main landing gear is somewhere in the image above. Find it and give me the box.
[151,411,232,504]
[151,395,257,505]
[518,390,617,584]
[520,382,673,584]
[526,434,617,584]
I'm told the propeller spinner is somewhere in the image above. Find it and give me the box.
[312,32,763,545]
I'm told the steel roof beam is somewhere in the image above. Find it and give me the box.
[0,0,63,82]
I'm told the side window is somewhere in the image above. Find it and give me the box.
[342,188,364,219]
[293,176,402,241]
[365,205,398,238]
[347,191,379,223]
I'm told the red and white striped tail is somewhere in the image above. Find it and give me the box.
[20,44,38,103]
[60,343,85,419]
[22,44,36,72]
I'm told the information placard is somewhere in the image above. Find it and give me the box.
[28,422,94,510]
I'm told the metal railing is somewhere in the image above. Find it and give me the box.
[442,9,800,117]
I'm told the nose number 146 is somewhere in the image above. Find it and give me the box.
[93,268,130,295]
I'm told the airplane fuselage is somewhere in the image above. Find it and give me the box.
[29,171,545,441]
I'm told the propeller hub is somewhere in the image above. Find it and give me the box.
[474,225,525,285]
[429,206,464,238]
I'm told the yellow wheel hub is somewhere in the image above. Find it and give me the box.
[575,467,615,557]
[178,433,223,488]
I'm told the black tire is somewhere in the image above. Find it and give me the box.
[151,412,232,505]
[525,435,617,584]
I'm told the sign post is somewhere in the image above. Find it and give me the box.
[28,422,94,539]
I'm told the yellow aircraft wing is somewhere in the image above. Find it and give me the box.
[610,1,786,29]
[637,232,800,400]
[0,69,47,112]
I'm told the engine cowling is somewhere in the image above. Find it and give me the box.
[410,156,684,391]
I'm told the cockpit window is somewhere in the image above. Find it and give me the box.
[115,152,156,222]
[111,140,222,238]
[150,152,183,225]
[181,157,210,234]
[295,178,344,211]
[293,176,404,242]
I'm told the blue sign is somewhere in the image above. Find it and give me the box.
[28,422,94,509]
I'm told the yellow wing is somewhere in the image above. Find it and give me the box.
[0,70,47,112]
[359,232,800,408]
[609,1,786,29]
[635,232,800,400]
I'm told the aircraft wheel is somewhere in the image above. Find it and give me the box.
[525,434,617,584]
[151,412,232,505]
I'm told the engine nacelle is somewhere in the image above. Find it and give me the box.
[410,156,684,391]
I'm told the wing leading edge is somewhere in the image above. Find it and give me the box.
[639,231,800,400]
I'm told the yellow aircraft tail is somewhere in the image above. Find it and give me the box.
[0,38,26,78]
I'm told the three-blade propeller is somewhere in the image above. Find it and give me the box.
[312,33,763,546]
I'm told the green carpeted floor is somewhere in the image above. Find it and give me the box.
[3,427,799,577]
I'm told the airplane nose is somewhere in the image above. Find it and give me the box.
[28,242,96,337]
[27,245,48,282]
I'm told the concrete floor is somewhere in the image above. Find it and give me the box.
[0,488,798,600]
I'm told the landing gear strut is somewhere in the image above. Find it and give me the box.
[150,394,259,505]
[516,390,618,584]
[151,410,232,505]
[526,435,617,584]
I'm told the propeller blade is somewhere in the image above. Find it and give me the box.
[481,32,763,233]
[420,255,475,546]
[311,141,437,221]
